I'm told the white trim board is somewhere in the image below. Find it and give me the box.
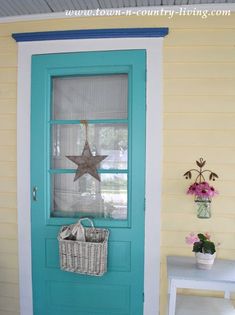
[17,37,163,315]
[1,3,235,23]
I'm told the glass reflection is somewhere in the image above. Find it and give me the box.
[51,173,127,220]
[51,124,128,170]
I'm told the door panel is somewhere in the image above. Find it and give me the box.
[31,50,146,315]
[46,282,130,313]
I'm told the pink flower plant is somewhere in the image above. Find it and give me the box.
[185,232,220,254]
[185,232,199,245]
[187,181,218,200]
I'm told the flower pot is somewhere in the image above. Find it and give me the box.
[195,197,211,219]
[195,252,216,270]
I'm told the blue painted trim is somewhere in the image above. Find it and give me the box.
[50,119,128,125]
[12,27,168,42]
[47,216,129,227]
[49,169,128,174]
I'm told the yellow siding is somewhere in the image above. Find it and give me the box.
[165,63,235,78]
[165,46,235,62]
[165,95,235,112]
[0,12,234,315]
[164,29,235,45]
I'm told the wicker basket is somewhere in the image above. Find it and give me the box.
[58,218,109,276]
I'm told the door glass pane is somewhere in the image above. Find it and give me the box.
[52,74,128,120]
[51,173,127,220]
[52,124,128,170]
[50,73,128,220]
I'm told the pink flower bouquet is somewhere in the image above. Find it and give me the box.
[187,181,218,200]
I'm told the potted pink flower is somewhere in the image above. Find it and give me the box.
[185,232,216,269]
[184,158,218,218]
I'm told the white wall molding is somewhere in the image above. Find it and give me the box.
[17,37,163,315]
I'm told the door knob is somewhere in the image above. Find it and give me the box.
[32,186,38,201]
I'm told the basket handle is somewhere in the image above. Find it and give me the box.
[78,217,94,228]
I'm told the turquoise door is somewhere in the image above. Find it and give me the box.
[31,50,146,315]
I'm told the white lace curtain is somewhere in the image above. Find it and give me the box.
[51,74,128,219]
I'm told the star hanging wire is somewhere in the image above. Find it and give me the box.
[66,140,107,182]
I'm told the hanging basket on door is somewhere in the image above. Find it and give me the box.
[58,218,109,276]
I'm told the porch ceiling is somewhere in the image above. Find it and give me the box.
[0,0,234,18]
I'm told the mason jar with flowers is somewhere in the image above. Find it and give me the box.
[184,158,219,219]
[187,181,218,218]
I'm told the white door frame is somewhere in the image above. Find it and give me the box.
[17,37,163,315]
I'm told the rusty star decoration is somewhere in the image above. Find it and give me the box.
[66,141,107,182]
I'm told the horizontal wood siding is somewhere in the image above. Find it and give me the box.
[161,14,235,314]
[0,12,234,315]
[0,20,18,314]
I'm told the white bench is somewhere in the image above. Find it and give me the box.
[176,295,235,315]
[167,256,235,315]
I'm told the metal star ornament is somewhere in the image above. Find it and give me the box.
[66,140,107,182]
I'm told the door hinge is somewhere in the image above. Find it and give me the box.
[144,197,146,212]
[143,292,145,303]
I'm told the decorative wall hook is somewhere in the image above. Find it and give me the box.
[183,158,219,219]
[183,157,219,183]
